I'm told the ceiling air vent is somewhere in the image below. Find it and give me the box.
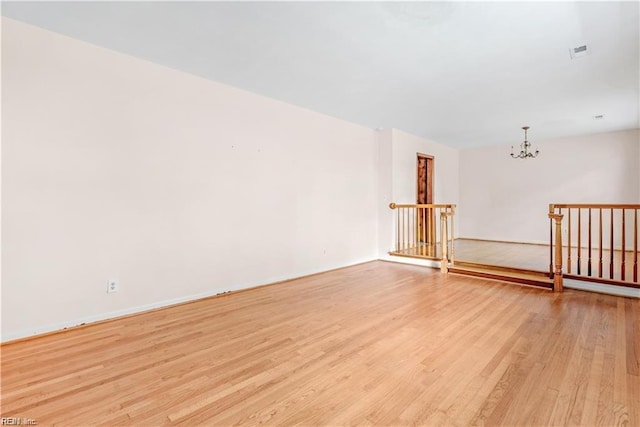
[570,44,590,59]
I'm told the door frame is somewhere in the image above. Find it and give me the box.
[416,153,435,244]
[416,153,434,204]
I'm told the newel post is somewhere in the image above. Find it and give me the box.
[548,213,564,292]
[440,212,448,273]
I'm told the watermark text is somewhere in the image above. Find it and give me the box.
[1,417,37,425]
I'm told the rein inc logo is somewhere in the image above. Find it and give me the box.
[1,418,37,425]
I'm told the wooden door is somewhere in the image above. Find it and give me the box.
[417,154,435,244]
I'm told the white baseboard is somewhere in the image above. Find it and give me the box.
[378,254,441,269]
[3,291,228,343]
[1,257,377,343]
[564,278,640,298]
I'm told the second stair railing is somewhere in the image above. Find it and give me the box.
[549,203,639,288]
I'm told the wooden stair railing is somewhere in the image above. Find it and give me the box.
[549,204,640,289]
[389,203,456,273]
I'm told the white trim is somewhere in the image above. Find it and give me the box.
[564,279,640,298]
[2,257,377,343]
[379,254,441,269]
[3,291,226,343]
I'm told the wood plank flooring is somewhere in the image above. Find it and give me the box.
[2,261,638,426]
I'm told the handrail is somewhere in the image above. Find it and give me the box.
[390,203,457,209]
[550,203,640,209]
[388,203,456,273]
[549,203,639,288]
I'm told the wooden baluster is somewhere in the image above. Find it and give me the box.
[428,207,433,256]
[446,207,450,260]
[401,207,406,251]
[588,208,592,276]
[610,208,614,279]
[398,207,402,251]
[440,211,448,273]
[437,207,441,259]
[432,207,436,257]
[407,208,416,253]
[396,205,400,252]
[406,208,410,253]
[419,206,423,255]
[450,206,455,264]
[436,208,449,259]
[567,208,572,274]
[413,207,420,255]
[425,207,429,247]
[440,207,444,260]
[621,208,626,280]
[416,207,420,255]
[421,206,425,249]
[406,208,410,252]
[428,206,431,254]
[634,209,638,282]
[419,208,422,255]
[409,208,412,252]
[412,206,420,255]
[407,208,411,253]
[449,207,453,262]
[577,209,582,275]
[430,207,434,245]
[408,208,411,253]
[429,206,432,246]
[599,208,603,278]
[446,207,451,261]
[549,205,554,278]
[389,204,396,252]
[422,207,426,255]
[426,206,430,255]
[549,213,564,292]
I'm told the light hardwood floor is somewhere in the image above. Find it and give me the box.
[2,261,638,426]
[454,239,551,271]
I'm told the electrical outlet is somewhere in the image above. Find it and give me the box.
[107,279,119,293]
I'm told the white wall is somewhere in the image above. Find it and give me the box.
[376,129,394,256]
[1,18,379,341]
[459,129,640,244]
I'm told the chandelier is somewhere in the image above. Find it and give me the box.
[510,126,539,159]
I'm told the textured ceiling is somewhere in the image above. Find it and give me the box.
[3,1,639,148]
